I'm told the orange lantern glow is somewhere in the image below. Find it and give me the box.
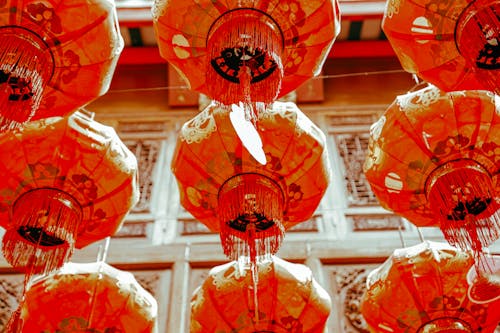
[153,0,340,112]
[360,241,500,333]
[364,85,500,267]
[191,256,332,332]
[172,101,330,262]
[0,110,139,281]
[382,0,499,94]
[15,261,157,332]
[0,0,123,130]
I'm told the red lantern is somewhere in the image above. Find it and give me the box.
[0,0,123,130]
[191,256,332,332]
[364,85,500,266]
[15,261,157,332]
[360,241,500,333]
[172,101,330,262]
[382,0,499,94]
[152,0,340,109]
[0,110,139,281]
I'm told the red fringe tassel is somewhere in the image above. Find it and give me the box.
[0,27,53,130]
[218,173,285,262]
[207,9,284,114]
[2,188,82,286]
[427,160,500,270]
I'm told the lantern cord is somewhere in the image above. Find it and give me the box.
[247,224,260,323]
[86,270,101,329]
[87,237,112,328]
[412,73,420,84]
[397,219,406,248]
[416,227,426,243]
[96,236,111,263]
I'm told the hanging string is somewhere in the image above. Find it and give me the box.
[416,227,426,243]
[318,69,407,80]
[397,219,406,248]
[96,236,111,263]
[103,69,409,95]
[87,237,112,329]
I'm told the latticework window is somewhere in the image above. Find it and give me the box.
[334,133,379,206]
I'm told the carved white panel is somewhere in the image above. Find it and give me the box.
[323,264,379,333]
[0,274,24,331]
[334,132,378,207]
[132,269,172,333]
[123,139,163,215]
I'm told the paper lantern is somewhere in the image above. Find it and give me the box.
[172,101,330,262]
[360,241,500,333]
[15,261,157,332]
[0,110,139,281]
[0,0,123,130]
[382,0,499,94]
[191,256,332,332]
[152,0,340,111]
[364,85,500,266]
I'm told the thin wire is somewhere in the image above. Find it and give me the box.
[319,69,406,79]
[87,237,111,328]
[416,227,426,243]
[107,85,189,93]
[397,219,406,248]
[105,69,409,94]
[96,236,111,263]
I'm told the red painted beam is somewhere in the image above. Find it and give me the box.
[329,40,395,58]
[118,47,166,65]
[117,40,396,65]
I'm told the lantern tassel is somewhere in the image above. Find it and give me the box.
[218,173,285,261]
[1,188,82,286]
[207,9,284,109]
[427,160,500,272]
[0,27,53,130]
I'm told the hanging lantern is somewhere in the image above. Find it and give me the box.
[360,241,500,333]
[171,101,330,263]
[0,0,123,130]
[363,85,500,267]
[0,110,139,282]
[152,0,340,116]
[191,256,332,332]
[14,261,157,332]
[382,0,499,94]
